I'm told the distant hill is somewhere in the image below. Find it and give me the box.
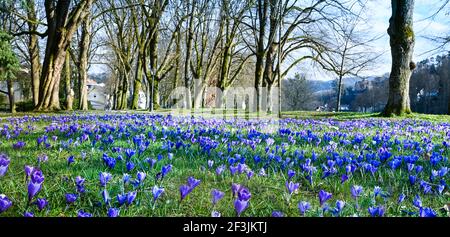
[89,72,108,84]
[307,80,334,92]
[306,74,389,93]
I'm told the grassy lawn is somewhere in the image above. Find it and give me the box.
[0,111,449,217]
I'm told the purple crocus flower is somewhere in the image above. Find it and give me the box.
[13,141,26,149]
[99,172,112,187]
[211,210,221,217]
[77,210,92,217]
[187,176,201,189]
[286,181,300,195]
[258,168,266,176]
[266,138,275,146]
[419,207,437,217]
[37,154,48,164]
[231,183,242,197]
[146,158,157,169]
[124,148,136,159]
[126,191,137,205]
[237,187,251,201]
[117,194,127,206]
[341,174,348,183]
[409,175,417,185]
[24,165,34,181]
[161,164,172,178]
[152,185,164,202]
[126,161,135,172]
[0,154,10,177]
[233,186,251,216]
[229,165,238,176]
[179,185,190,201]
[28,169,44,202]
[272,211,284,217]
[0,194,12,213]
[137,171,146,183]
[413,195,422,208]
[102,154,116,169]
[351,185,363,199]
[207,160,214,169]
[216,165,225,176]
[246,170,254,180]
[437,185,445,194]
[66,193,78,204]
[75,176,86,193]
[102,189,110,204]
[287,170,295,180]
[35,198,48,211]
[108,208,120,217]
[373,186,382,197]
[298,201,311,216]
[67,156,75,166]
[335,200,345,213]
[368,206,385,217]
[211,189,225,206]
[123,173,131,184]
[234,199,249,217]
[24,212,34,217]
[318,190,332,206]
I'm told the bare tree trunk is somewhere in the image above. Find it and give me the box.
[36,0,94,111]
[255,0,268,113]
[65,51,73,110]
[79,3,91,111]
[381,0,415,116]
[184,0,196,108]
[26,0,41,106]
[131,55,143,109]
[336,75,343,112]
[7,77,15,113]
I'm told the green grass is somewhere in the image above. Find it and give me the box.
[0,111,449,217]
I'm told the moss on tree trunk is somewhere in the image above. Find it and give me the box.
[381,0,415,117]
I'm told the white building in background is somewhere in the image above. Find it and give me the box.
[86,79,147,110]
[87,79,108,110]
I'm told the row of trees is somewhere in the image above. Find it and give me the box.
[0,0,447,116]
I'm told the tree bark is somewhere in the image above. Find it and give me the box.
[7,77,15,113]
[255,0,268,113]
[131,53,143,109]
[26,0,41,106]
[64,51,73,110]
[336,75,343,112]
[79,2,92,111]
[36,0,94,111]
[381,0,415,116]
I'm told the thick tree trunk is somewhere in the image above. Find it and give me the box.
[219,45,231,90]
[264,43,275,113]
[36,50,66,111]
[131,55,143,109]
[381,0,415,116]
[149,24,160,110]
[117,73,129,110]
[26,0,41,106]
[78,8,91,111]
[7,78,15,113]
[255,0,268,113]
[64,52,73,110]
[36,0,94,111]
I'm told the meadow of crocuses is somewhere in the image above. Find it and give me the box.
[0,113,449,217]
